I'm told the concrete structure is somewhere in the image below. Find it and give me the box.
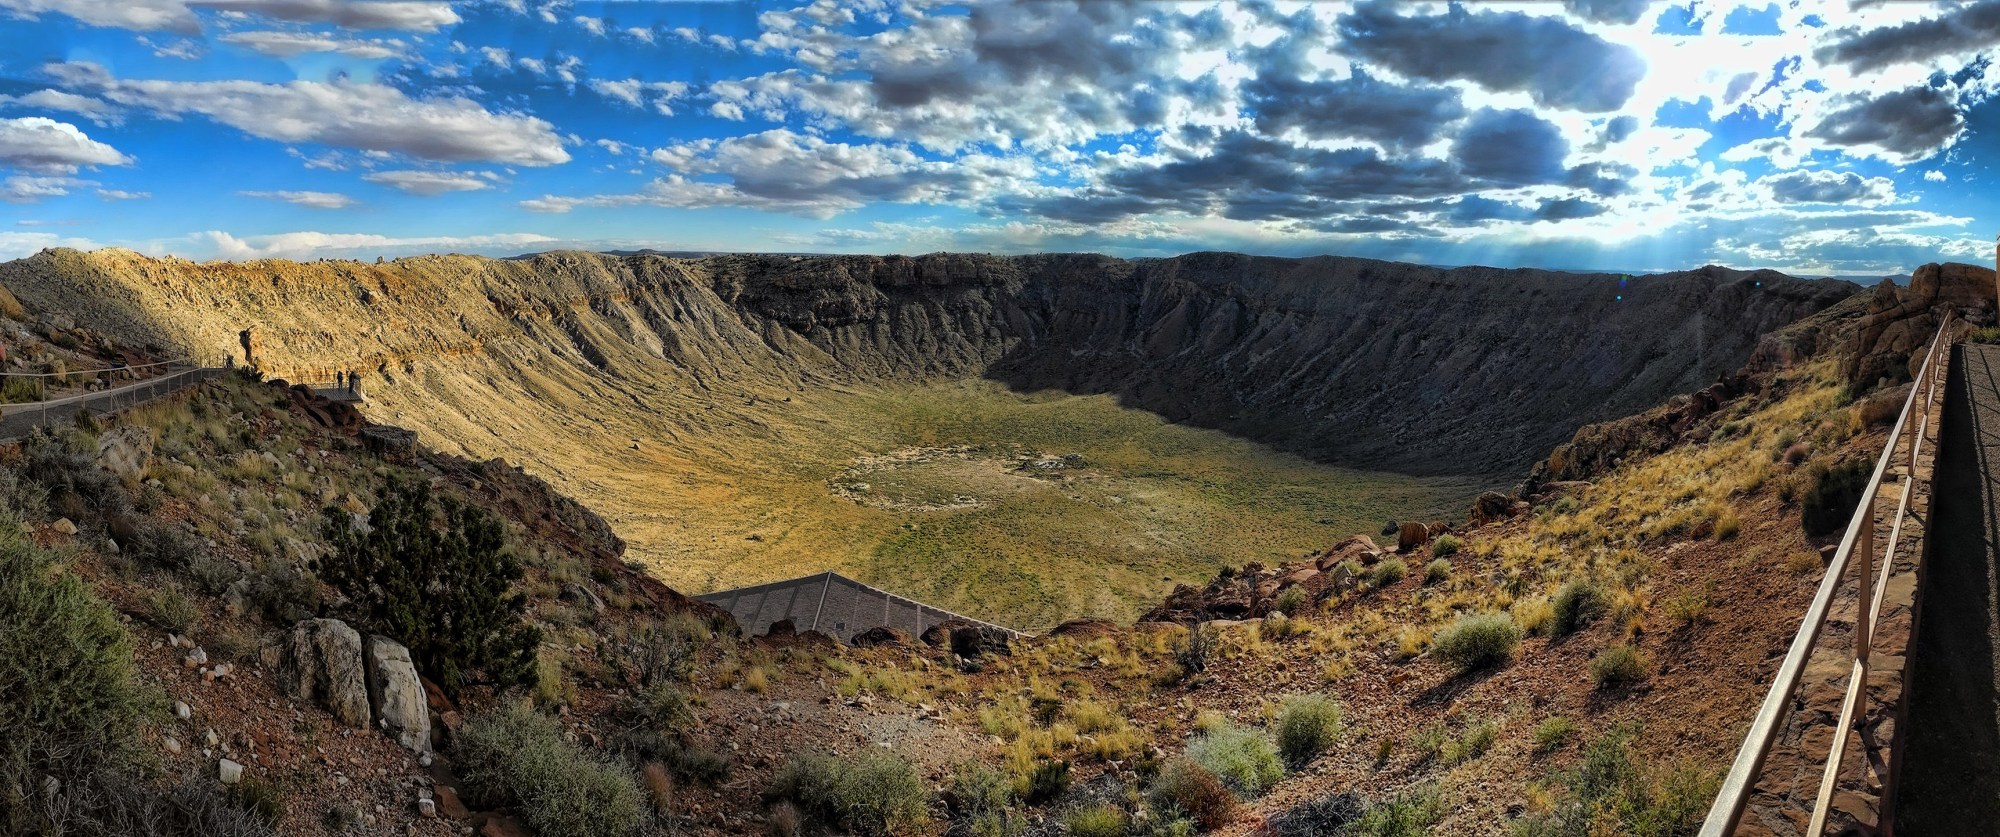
[696,571,1015,644]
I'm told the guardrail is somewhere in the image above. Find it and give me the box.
[1700,314,1952,835]
[0,366,226,440]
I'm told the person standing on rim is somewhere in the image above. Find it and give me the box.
[335,370,344,390]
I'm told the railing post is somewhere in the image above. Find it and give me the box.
[1854,507,1874,717]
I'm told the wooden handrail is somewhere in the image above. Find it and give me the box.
[1700,314,1952,836]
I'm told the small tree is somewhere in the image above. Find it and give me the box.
[318,477,539,694]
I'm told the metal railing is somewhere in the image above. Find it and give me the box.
[0,366,226,440]
[1700,314,1953,835]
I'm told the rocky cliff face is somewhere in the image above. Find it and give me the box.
[0,248,1856,480]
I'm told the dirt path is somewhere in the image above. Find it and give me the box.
[1898,343,2000,834]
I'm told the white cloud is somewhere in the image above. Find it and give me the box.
[57,63,571,166]
[0,230,101,259]
[239,189,357,208]
[586,79,688,114]
[361,169,492,195]
[219,30,407,59]
[197,229,555,260]
[1924,169,1947,182]
[0,116,131,173]
[190,0,458,31]
[96,188,147,200]
[573,14,602,35]
[0,0,198,33]
[2,174,84,202]
[0,89,122,125]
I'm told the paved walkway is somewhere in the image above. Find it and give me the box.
[0,366,223,440]
[1898,343,2000,834]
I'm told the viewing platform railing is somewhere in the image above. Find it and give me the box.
[1700,314,1952,836]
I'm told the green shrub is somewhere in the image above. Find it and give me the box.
[1429,612,1520,673]
[1272,585,1309,617]
[1443,718,1499,764]
[1186,722,1283,797]
[0,529,145,833]
[1801,460,1871,537]
[1,377,41,404]
[1423,559,1451,585]
[1023,759,1070,805]
[1350,786,1446,837]
[632,681,694,733]
[1589,645,1649,689]
[1274,694,1343,768]
[23,770,276,837]
[1065,804,1128,837]
[454,704,646,837]
[765,751,930,837]
[1513,726,1716,837]
[1147,759,1236,831]
[145,586,199,633]
[946,763,1015,837]
[1532,716,1577,754]
[1370,558,1407,587]
[227,775,285,825]
[1430,534,1462,557]
[318,477,539,694]
[1551,580,1606,637]
[1174,622,1215,677]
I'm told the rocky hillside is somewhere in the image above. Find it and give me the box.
[1,249,1854,477]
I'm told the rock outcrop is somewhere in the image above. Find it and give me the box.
[364,636,431,754]
[1848,262,1996,387]
[286,618,370,728]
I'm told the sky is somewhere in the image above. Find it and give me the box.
[0,0,1997,274]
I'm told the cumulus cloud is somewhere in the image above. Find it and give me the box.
[1562,0,1654,25]
[1452,109,1569,186]
[56,63,571,166]
[2,174,85,202]
[0,0,197,33]
[1335,1,1645,112]
[1805,86,1963,163]
[1816,3,2000,73]
[362,169,492,195]
[239,189,357,208]
[0,89,122,125]
[190,0,458,31]
[1759,169,1897,205]
[1243,69,1466,147]
[219,30,407,58]
[586,79,689,114]
[528,129,1026,217]
[199,229,555,260]
[0,116,132,173]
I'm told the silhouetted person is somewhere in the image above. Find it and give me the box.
[335,371,344,389]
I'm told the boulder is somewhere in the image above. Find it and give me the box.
[364,636,431,753]
[921,619,971,647]
[1469,491,1513,526]
[1397,521,1432,552]
[949,625,1013,658]
[218,759,243,785]
[850,626,912,648]
[95,425,156,483]
[286,619,371,728]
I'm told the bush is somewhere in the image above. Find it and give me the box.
[1148,759,1236,831]
[1423,559,1451,585]
[1065,804,1128,837]
[454,704,646,837]
[1801,460,1871,537]
[1590,645,1649,689]
[1186,722,1283,797]
[1369,558,1407,587]
[1274,694,1343,768]
[1443,718,1499,764]
[1551,580,1606,637]
[21,428,130,532]
[240,564,322,625]
[1272,585,1309,617]
[625,611,709,686]
[1349,787,1446,837]
[1533,716,1577,754]
[17,769,277,837]
[317,477,539,694]
[1430,534,1461,557]
[0,529,143,808]
[1174,623,1216,677]
[1023,759,1070,805]
[946,763,1015,837]
[145,586,198,633]
[1429,612,1520,673]
[1267,791,1364,837]
[632,681,694,733]
[765,751,930,837]
[1514,726,1716,837]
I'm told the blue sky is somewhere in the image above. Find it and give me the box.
[0,0,1996,274]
